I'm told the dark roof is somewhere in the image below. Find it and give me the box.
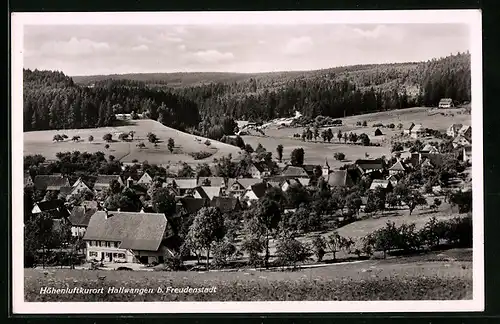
[281,165,310,178]
[326,170,354,187]
[302,164,319,176]
[83,211,167,251]
[235,178,263,190]
[33,200,69,219]
[211,197,241,213]
[34,199,66,212]
[249,182,269,199]
[34,175,70,191]
[180,197,209,214]
[250,161,265,173]
[197,177,225,187]
[68,206,97,227]
[58,186,73,197]
[355,159,384,171]
[94,175,122,190]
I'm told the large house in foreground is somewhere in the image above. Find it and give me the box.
[83,210,169,264]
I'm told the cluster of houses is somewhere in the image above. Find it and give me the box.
[25,121,472,266]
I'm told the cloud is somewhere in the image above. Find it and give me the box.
[38,37,111,56]
[283,36,314,56]
[177,44,187,51]
[188,49,235,64]
[131,44,149,52]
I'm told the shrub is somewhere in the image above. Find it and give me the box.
[443,215,472,247]
[311,235,327,262]
[356,121,362,126]
[362,121,367,127]
[164,253,184,271]
[372,123,384,128]
[190,151,213,160]
[275,237,311,268]
[334,152,346,161]
[205,140,211,146]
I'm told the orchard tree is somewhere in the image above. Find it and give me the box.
[244,144,254,153]
[311,235,327,262]
[167,138,175,153]
[103,133,113,142]
[178,162,195,178]
[343,132,348,143]
[326,231,344,261]
[185,207,225,270]
[290,148,305,166]
[326,128,334,142]
[147,132,159,144]
[128,131,136,140]
[256,187,286,268]
[195,163,212,177]
[104,144,110,150]
[402,190,427,215]
[276,144,283,163]
[88,135,94,143]
[337,130,343,142]
[346,193,362,215]
[313,127,319,141]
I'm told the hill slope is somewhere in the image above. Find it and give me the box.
[24,119,242,165]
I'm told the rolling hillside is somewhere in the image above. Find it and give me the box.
[24,119,242,166]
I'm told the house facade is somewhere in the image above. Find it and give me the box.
[83,211,168,264]
[68,205,97,237]
[136,172,153,187]
[453,135,472,148]
[463,146,472,163]
[94,175,124,192]
[438,98,454,108]
[447,124,463,138]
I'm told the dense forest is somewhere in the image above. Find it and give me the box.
[23,70,200,132]
[24,52,470,134]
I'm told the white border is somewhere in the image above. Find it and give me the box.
[11,10,484,314]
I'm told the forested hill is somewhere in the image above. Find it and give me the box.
[24,53,470,136]
[23,69,200,132]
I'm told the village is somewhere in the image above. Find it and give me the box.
[24,97,473,272]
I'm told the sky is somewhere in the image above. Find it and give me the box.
[23,24,470,76]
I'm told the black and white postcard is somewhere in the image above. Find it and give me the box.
[11,10,484,313]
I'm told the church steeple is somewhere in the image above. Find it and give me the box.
[322,158,330,177]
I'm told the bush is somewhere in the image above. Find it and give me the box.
[372,123,384,128]
[311,235,327,262]
[362,121,367,127]
[334,152,346,161]
[443,215,472,247]
[205,140,211,146]
[275,237,312,268]
[165,253,184,271]
[189,151,213,160]
[356,121,362,126]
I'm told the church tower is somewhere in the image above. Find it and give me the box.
[322,158,330,177]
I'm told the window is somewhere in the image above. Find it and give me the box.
[89,251,98,257]
[118,253,125,258]
[113,253,118,257]
[106,242,111,248]
[114,242,119,248]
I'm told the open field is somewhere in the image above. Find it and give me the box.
[24,119,242,165]
[266,200,463,259]
[243,107,470,166]
[25,248,471,302]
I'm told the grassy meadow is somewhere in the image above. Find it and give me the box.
[23,119,242,165]
[25,248,472,302]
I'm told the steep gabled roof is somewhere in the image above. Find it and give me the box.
[179,197,209,214]
[248,182,269,199]
[235,178,263,190]
[137,172,153,184]
[297,178,311,187]
[281,165,309,178]
[94,175,122,191]
[68,206,98,227]
[194,186,222,200]
[33,199,66,212]
[34,175,70,191]
[83,211,167,251]
[211,197,241,213]
[174,178,198,189]
[389,160,407,172]
[326,170,354,187]
[355,159,384,171]
[412,124,423,132]
[421,144,439,153]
